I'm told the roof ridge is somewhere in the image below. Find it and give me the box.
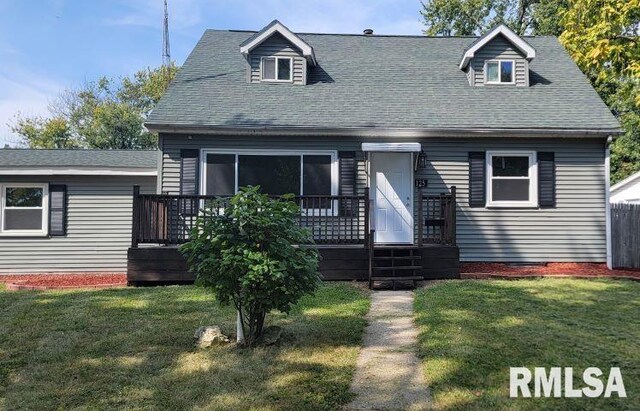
[214,28,554,39]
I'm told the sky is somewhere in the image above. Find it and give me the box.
[0,0,425,146]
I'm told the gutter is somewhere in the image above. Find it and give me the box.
[145,123,623,138]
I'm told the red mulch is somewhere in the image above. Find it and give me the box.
[460,263,640,280]
[0,273,127,291]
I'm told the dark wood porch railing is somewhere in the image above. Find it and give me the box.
[417,186,457,246]
[131,186,371,247]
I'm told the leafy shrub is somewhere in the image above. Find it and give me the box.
[180,186,321,346]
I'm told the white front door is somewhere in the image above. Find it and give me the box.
[371,152,413,244]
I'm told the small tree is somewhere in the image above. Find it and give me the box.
[180,186,321,347]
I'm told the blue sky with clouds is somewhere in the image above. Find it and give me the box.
[0,0,424,146]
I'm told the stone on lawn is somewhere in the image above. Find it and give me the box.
[194,326,230,348]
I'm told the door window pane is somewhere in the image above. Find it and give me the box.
[492,179,529,201]
[303,155,331,195]
[491,156,529,177]
[5,187,43,207]
[238,155,300,195]
[262,58,276,80]
[500,61,513,83]
[486,62,499,82]
[277,58,291,80]
[206,154,235,196]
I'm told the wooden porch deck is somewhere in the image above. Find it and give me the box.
[127,187,459,285]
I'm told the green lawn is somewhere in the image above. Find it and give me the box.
[415,279,639,410]
[0,283,369,410]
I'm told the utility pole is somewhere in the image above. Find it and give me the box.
[162,0,171,66]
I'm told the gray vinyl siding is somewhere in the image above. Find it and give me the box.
[160,134,606,263]
[248,32,307,85]
[0,175,156,273]
[466,66,474,86]
[160,134,367,195]
[417,138,606,262]
[471,34,529,86]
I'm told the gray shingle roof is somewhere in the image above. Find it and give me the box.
[146,30,620,133]
[0,149,157,169]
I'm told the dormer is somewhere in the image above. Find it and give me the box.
[459,24,536,87]
[240,20,316,85]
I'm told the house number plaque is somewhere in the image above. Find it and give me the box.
[414,179,427,189]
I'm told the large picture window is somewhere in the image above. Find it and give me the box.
[486,152,537,207]
[0,184,48,235]
[202,150,338,202]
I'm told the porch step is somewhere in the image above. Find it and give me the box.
[373,255,422,260]
[373,265,422,271]
[370,276,423,282]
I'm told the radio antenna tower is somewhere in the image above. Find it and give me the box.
[162,0,171,66]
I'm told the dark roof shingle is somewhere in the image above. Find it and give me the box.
[147,30,620,132]
[0,149,157,169]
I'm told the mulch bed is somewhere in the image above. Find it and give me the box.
[0,273,127,291]
[461,263,640,281]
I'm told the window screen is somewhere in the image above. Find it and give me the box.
[489,154,533,204]
[238,155,300,195]
[3,186,45,231]
[206,154,235,196]
[303,155,332,195]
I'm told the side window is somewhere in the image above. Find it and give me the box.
[485,60,514,84]
[1,184,48,234]
[486,152,537,207]
[261,57,292,82]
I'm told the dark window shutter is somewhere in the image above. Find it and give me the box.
[338,151,356,216]
[180,149,199,195]
[538,152,556,207]
[49,184,67,236]
[468,152,486,208]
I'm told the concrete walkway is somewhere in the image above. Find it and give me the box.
[346,291,431,411]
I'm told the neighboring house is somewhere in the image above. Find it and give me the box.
[0,149,157,274]
[128,21,621,285]
[610,171,640,204]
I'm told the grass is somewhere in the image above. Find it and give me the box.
[415,279,639,410]
[0,282,369,410]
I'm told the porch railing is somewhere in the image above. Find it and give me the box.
[131,186,370,247]
[417,186,457,246]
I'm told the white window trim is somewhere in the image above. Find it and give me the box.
[0,183,49,236]
[199,149,339,215]
[260,56,293,83]
[484,60,516,85]
[486,151,538,208]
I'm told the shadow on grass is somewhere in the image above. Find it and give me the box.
[0,283,369,411]
[414,279,639,411]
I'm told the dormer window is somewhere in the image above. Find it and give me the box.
[485,60,514,84]
[261,57,292,82]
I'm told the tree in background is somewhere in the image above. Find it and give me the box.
[559,0,639,183]
[420,0,568,36]
[10,63,178,150]
[420,0,639,183]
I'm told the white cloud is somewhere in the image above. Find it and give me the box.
[0,70,62,147]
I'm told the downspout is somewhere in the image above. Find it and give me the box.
[605,136,612,269]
